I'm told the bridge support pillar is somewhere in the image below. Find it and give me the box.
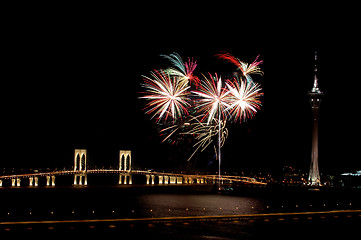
[81,175,87,185]
[16,178,21,187]
[46,176,51,186]
[51,176,56,186]
[119,173,132,185]
[177,177,183,184]
[146,175,150,184]
[164,176,169,184]
[119,174,123,184]
[73,149,87,186]
[151,175,155,184]
[125,174,131,184]
[11,179,16,187]
[158,176,163,184]
[170,176,176,184]
[29,177,33,186]
[74,174,87,185]
[0,179,2,187]
[34,177,38,186]
[74,175,78,185]
[124,175,128,184]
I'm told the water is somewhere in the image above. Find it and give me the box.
[0,185,263,221]
[1,184,360,238]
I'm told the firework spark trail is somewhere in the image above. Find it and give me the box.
[140,70,191,122]
[159,124,180,144]
[215,52,263,82]
[181,115,228,161]
[226,77,263,122]
[159,120,191,145]
[161,52,200,86]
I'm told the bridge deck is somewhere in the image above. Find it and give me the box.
[0,170,266,185]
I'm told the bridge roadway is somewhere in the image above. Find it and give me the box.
[0,169,266,187]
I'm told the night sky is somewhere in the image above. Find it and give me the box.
[2,4,360,174]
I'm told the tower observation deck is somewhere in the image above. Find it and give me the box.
[308,51,324,186]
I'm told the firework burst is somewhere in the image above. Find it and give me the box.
[192,73,231,124]
[215,52,263,82]
[226,77,263,122]
[140,70,191,122]
[161,52,200,86]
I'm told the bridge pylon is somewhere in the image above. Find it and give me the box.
[119,150,132,184]
[73,149,87,185]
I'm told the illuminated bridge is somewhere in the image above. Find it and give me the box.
[0,149,266,187]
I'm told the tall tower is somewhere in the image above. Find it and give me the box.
[308,51,323,186]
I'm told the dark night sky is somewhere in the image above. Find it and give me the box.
[2,4,360,174]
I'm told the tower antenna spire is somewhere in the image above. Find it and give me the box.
[313,51,319,90]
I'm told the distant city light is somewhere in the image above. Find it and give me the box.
[341,170,361,176]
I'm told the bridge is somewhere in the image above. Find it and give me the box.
[0,149,266,187]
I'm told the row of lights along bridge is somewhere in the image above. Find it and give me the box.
[0,149,266,187]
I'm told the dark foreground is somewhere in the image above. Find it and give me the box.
[1,210,360,239]
[1,184,361,239]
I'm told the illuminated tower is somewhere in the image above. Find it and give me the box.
[308,51,323,186]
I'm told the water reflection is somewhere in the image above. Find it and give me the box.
[0,185,360,221]
[137,194,262,218]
